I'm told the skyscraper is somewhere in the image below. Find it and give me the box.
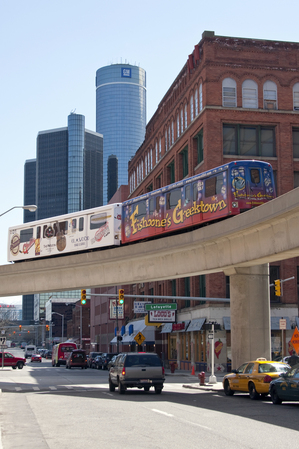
[96,64,146,203]
[23,112,103,320]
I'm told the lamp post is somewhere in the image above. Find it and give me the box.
[0,204,37,218]
[52,312,64,343]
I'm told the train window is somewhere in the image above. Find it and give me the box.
[20,228,33,243]
[250,169,261,184]
[71,219,77,232]
[193,183,198,202]
[79,217,84,232]
[149,196,160,215]
[184,184,192,205]
[90,213,107,230]
[36,226,41,239]
[166,188,181,209]
[205,174,224,197]
[54,221,68,235]
[135,200,147,219]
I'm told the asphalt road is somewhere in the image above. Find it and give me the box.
[0,349,299,448]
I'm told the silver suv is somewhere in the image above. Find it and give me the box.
[108,352,165,394]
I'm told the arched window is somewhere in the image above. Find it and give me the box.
[184,104,187,129]
[242,79,258,108]
[190,94,194,121]
[222,78,237,107]
[293,83,299,111]
[177,113,180,138]
[180,108,184,134]
[195,89,198,116]
[199,84,203,111]
[263,80,277,110]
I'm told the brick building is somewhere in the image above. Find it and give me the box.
[92,31,299,370]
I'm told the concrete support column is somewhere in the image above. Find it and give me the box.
[228,264,271,369]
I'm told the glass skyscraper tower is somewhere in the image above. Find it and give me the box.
[96,64,146,203]
[23,113,103,320]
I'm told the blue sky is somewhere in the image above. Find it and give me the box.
[1,0,298,304]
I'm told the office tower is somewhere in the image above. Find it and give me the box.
[107,155,118,202]
[23,113,103,320]
[23,159,37,223]
[96,63,146,203]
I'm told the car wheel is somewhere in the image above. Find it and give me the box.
[17,362,24,370]
[144,386,150,392]
[118,379,125,394]
[223,379,234,396]
[102,365,104,370]
[69,365,71,369]
[270,386,282,405]
[12,366,16,370]
[249,382,259,400]
[109,378,115,392]
[155,386,162,394]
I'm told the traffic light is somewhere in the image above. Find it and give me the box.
[118,289,124,305]
[19,325,22,331]
[81,289,87,305]
[274,279,281,296]
[46,325,49,331]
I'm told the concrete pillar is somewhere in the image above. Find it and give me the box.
[228,264,271,369]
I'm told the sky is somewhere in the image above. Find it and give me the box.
[1,0,299,305]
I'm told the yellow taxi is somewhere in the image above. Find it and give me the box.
[223,358,290,399]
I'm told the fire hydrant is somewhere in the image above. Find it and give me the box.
[170,362,176,373]
[198,371,205,385]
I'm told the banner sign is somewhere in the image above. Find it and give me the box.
[134,301,152,314]
[109,299,124,320]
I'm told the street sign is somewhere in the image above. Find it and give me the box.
[134,301,152,314]
[0,337,6,345]
[134,332,146,345]
[290,326,299,354]
[145,303,177,311]
[279,319,287,330]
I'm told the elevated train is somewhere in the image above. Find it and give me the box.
[8,160,275,262]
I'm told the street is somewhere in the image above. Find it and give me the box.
[0,349,299,448]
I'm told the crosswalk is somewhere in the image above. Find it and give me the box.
[0,384,108,393]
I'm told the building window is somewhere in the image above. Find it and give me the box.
[165,129,168,152]
[195,89,198,115]
[159,137,162,160]
[223,124,276,157]
[177,113,180,138]
[242,79,258,108]
[293,128,299,158]
[225,276,230,299]
[195,130,204,165]
[222,78,237,107]
[184,277,190,308]
[180,109,184,134]
[180,146,188,178]
[171,279,176,301]
[263,80,277,110]
[147,183,153,192]
[190,95,194,121]
[294,172,299,188]
[168,161,175,184]
[270,265,280,303]
[184,104,188,129]
[293,83,299,111]
[199,275,206,297]
[171,121,174,145]
[199,83,203,111]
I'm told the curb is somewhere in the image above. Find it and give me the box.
[182,383,223,391]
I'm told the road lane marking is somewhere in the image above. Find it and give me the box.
[15,387,22,391]
[151,409,174,417]
[49,386,57,390]
[32,387,40,391]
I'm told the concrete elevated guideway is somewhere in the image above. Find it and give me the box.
[2,187,299,367]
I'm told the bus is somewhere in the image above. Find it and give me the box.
[52,342,77,367]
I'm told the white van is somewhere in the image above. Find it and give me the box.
[24,345,36,358]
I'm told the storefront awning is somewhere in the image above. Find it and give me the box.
[186,318,206,332]
[110,319,155,345]
[160,323,173,334]
[222,316,292,331]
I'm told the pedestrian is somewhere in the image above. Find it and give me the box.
[288,351,299,367]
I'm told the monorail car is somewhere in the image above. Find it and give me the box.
[121,160,275,243]
[8,203,122,262]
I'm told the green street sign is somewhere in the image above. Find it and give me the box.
[145,303,177,311]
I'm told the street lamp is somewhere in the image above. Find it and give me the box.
[52,312,64,343]
[0,204,37,218]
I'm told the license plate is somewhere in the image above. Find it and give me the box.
[140,379,152,383]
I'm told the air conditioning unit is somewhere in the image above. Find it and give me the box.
[264,100,277,110]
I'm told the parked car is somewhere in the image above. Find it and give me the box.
[109,352,165,394]
[66,350,87,369]
[87,352,102,368]
[223,358,290,399]
[0,352,26,369]
[97,353,118,370]
[107,355,118,370]
[270,364,299,404]
[31,354,42,363]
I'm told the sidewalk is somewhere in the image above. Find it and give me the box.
[164,368,226,391]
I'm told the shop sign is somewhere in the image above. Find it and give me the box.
[148,310,176,323]
[172,323,185,332]
[134,301,152,313]
[109,299,124,320]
